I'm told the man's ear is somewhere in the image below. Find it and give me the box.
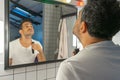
[80,21,87,33]
[19,30,22,34]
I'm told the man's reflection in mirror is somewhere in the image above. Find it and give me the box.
[9,19,46,66]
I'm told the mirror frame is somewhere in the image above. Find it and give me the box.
[4,0,77,69]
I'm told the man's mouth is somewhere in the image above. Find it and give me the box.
[28,29,32,31]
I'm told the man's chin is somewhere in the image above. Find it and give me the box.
[25,34,33,37]
[73,33,79,38]
[73,34,81,42]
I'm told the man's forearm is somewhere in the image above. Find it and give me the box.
[37,50,46,62]
[9,58,12,66]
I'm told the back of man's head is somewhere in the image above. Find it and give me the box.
[81,0,120,40]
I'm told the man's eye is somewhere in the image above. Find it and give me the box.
[26,26,29,28]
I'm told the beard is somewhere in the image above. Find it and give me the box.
[26,29,34,36]
[24,32,34,38]
[25,34,33,37]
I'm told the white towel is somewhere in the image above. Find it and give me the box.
[58,18,68,59]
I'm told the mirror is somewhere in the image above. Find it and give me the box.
[5,0,77,69]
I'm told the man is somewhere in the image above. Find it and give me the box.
[56,0,120,80]
[9,19,46,66]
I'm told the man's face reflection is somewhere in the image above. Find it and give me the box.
[21,21,34,37]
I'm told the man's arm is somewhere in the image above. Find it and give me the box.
[9,58,12,66]
[37,49,46,62]
[32,43,46,62]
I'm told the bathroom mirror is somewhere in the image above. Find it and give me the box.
[5,0,77,69]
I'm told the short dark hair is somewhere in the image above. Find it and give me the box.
[20,19,32,29]
[73,48,79,55]
[81,0,120,39]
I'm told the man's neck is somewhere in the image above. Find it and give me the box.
[19,37,32,48]
[82,37,108,48]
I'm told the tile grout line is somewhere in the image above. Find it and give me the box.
[0,74,13,77]
[55,62,57,78]
[36,65,38,80]
[46,64,47,80]
[13,69,14,80]
[25,67,27,80]
[0,74,14,78]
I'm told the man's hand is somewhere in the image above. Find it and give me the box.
[32,42,46,62]
[31,43,42,52]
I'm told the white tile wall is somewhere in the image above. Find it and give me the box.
[47,78,56,80]
[0,21,4,54]
[37,64,46,70]
[26,66,36,72]
[0,64,13,76]
[14,67,26,74]
[0,62,61,80]
[37,69,47,80]
[14,73,26,80]
[0,75,13,80]
[56,62,61,67]
[0,0,4,21]
[47,63,55,68]
[26,71,36,80]
[55,67,59,77]
[0,54,4,64]
[44,4,61,60]
[47,68,56,79]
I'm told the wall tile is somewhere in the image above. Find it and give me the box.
[14,67,25,74]
[47,63,55,69]
[47,68,55,79]
[47,78,56,80]
[0,64,13,76]
[0,75,13,80]
[55,67,59,77]
[56,62,61,67]
[37,69,46,80]
[0,54,4,64]
[14,73,25,80]
[37,64,46,70]
[0,0,4,21]
[26,66,36,72]
[26,71,36,80]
